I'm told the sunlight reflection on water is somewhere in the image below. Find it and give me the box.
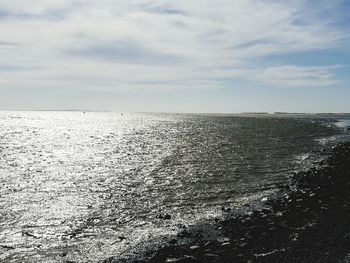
[0,112,339,262]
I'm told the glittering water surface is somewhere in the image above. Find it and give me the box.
[0,112,338,262]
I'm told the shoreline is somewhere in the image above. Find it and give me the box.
[104,142,350,263]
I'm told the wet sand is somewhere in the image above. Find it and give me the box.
[104,142,350,263]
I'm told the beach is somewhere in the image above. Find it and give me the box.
[115,142,350,263]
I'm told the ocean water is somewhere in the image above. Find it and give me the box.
[0,112,342,262]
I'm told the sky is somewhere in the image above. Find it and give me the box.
[0,0,350,113]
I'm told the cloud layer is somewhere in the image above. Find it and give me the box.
[0,0,348,94]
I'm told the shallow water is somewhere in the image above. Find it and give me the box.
[0,112,340,262]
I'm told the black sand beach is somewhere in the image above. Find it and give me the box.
[103,142,350,263]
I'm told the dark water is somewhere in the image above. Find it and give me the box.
[0,112,342,262]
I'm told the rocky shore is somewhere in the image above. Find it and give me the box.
[102,142,350,263]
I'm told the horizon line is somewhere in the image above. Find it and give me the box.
[1,109,350,116]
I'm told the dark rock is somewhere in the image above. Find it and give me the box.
[0,245,15,250]
[169,239,177,245]
[221,206,231,212]
[21,231,39,239]
[158,213,172,220]
[177,230,192,238]
[118,236,126,241]
[164,214,171,220]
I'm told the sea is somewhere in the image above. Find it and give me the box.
[0,111,349,262]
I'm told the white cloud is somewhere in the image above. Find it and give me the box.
[254,65,341,87]
[0,0,347,92]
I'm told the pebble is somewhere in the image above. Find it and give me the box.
[275,212,283,217]
[217,237,230,243]
[166,256,197,263]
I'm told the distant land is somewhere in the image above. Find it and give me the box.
[2,110,350,118]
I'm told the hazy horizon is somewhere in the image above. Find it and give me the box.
[2,109,350,115]
[1,0,350,112]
